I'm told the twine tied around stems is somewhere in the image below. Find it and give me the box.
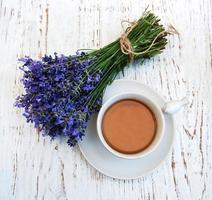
[119,20,179,62]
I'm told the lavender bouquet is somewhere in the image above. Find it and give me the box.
[16,11,169,147]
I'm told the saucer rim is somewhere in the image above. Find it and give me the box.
[78,79,175,179]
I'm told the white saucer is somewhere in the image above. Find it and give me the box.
[78,79,175,179]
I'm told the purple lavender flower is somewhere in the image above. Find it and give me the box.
[15,53,102,146]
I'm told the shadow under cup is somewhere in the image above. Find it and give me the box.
[97,93,165,159]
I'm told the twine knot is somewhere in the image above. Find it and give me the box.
[119,20,179,62]
[119,20,137,62]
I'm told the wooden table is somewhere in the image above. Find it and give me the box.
[0,0,211,199]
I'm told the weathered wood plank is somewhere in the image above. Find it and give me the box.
[0,0,211,199]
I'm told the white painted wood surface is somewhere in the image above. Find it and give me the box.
[0,0,211,199]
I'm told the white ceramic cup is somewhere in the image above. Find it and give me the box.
[97,93,165,159]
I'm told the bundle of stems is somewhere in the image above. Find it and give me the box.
[82,11,168,108]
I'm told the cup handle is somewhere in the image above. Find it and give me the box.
[162,97,189,114]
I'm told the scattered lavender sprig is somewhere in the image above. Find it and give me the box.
[15,11,168,147]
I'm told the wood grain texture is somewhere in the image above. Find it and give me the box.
[0,0,211,199]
